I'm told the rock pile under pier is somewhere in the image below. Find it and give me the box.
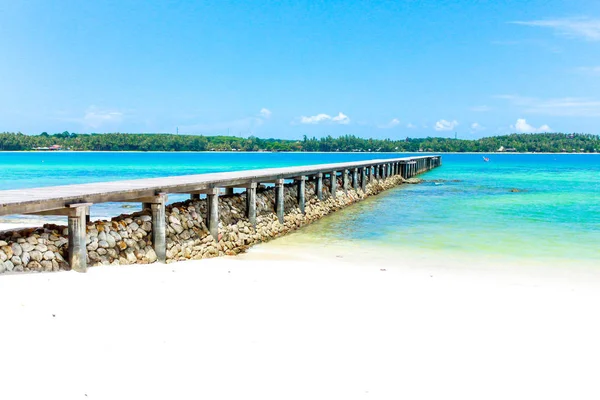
[0,174,405,274]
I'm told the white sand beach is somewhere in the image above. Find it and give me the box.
[1,229,600,400]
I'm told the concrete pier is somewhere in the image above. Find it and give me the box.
[0,155,441,272]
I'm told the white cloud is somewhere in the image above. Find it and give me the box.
[259,108,272,118]
[575,66,600,76]
[378,118,400,129]
[434,119,459,131]
[300,113,332,124]
[470,105,492,112]
[511,118,552,133]
[471,122,485,132]
[406,123,416,129]
[298,112,350,125]
[83,107,123,128]
[512,18,600,41]
[331,112,350,124]
[497,94,600,117]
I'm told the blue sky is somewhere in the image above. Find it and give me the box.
[1,0,600,139]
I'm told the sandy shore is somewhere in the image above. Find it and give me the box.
[1,232,600,400]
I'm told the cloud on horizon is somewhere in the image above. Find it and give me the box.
[378,118,400,129]
[512,18,600,41]
[298,112,350,125]
[497,94,600,117]
[511,118,551,133]
[434,119,459,131]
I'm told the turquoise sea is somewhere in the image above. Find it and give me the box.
[1,152,598,266]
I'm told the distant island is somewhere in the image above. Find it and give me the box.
[0,132,598,153]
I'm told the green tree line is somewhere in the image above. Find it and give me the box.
[0,132,598,153]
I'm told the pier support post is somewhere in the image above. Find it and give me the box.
[206,188,219,241]
[296,176,306,214]
[67,203,90,273]
[374,166,379,180]
[246,183,257,227]
[190,193,200,200]
[342,169,349,194]
[352,168,358,190]
[360,168,367,192]
[148,194,167,263]
[224,188,234,196]
[316,173,323,200]
[275,179,285,223]
[330,171,337,198]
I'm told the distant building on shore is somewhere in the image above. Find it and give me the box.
[497,146,517,152]
[33,144,63,151]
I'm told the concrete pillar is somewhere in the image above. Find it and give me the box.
[206,188,219,241]
[330,171,337,198]
[190,193,200,200]
[342,169,349,194]
[316,173,323,200]
[246,183,257,227]
[296,176,306,214]
[352,168,358,190]
[150,194,167,263]
[275,179,285,223]
[67,204,90,273]
[374,166,379,180]
[360,168,367,192]
[224,187,234,196]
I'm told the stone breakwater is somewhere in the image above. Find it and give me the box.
[0,174,406,274]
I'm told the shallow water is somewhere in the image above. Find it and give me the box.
[1,152,598,265]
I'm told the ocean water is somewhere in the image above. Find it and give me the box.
[1,152,598,266]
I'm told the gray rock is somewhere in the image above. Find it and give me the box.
[10,243,22,257]
[97,248,107,255]
[4,260,14,271]
[41,260,53,271]
[20,242,34,252]
[11,256,22,265]
[0,251,6,262]
[28,261,42,271]
[0,261,6,273]
[146,248,157,263]
[98,240,110,249]
[87,241,99,251]
[98,231,107,241]
[26,236,38,245]
[43,251,55,261]
[0,240,7,247]
[35,244,48,252]
[21,252,30,266]
[139,215,152,222]
[30,250,43,262]
[105,235,116,248]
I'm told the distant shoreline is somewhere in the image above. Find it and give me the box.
[1,150,599,155]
